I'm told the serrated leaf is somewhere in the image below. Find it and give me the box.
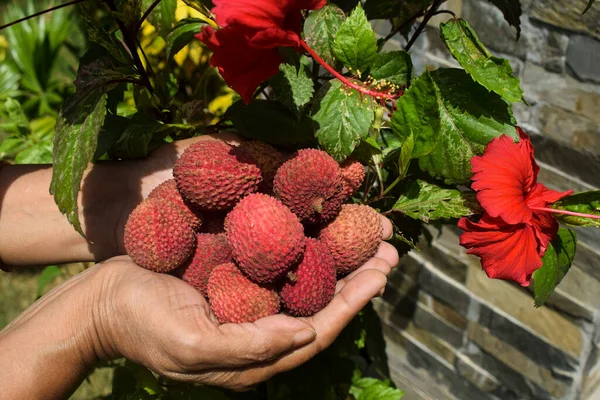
[144,0,177,38]
[487,0,522,39]
[50,57,136,235]
[353,136,382,164]
[440,19,524,103]
[312,80,375,161]
[364,0,404,19]
[533,229,576,307]
[79,7,132,65]
[583,0,596,14]
[333,4,378,73]
[109,117,165,159]
[166,18,206,60]
[271,64,315,112]
[36,265,61,298]
[116,0,143,27]
[369,51,413,87]
[303,5,346,65]
[389,0,434,36]
[393,180,479,222]
[398,132,414,179]
[351,377,404,400]
[227,100,315,148]
[391,69,516,183]
[552,190,600,227]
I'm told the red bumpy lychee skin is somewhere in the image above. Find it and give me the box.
[232,141,285,193]
[124,198,196,272]
[173,140,262,211]
[280,238,337,317]
[274,149,344,224]
[148,179,203,230]
[226,193,305,283]
[319,204,383,277]
[207,263,280,323]
[177,233,232,297]
[339,158,365,200]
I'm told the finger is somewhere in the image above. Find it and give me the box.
[374,242,400,269]
[381,215,393,240]
[335,257,392,293]
[198,315,316,368]
[225,269,387,387]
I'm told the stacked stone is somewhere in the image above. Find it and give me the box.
[373,1,600,399]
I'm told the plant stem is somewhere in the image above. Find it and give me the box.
[382,176,402,197]
[530,207,600,221]
[0,0,92,31]
[405,0,445,52]
[104,0,153,92]
[134,0,163,33]
[299,40,400,101]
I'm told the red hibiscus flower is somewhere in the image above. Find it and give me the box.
[458,128,572,286]
[196,0,326,103]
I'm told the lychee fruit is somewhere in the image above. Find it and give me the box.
[173,140,262,211]
[232,141,285,192]
[319,204,383,276]
[273,149,344,224]
[226,193,305,283]
[207,263,280,323]
[124,198,196,272]
[339,158,365,200]
[280,238,336,317]
[147,179,203,230]
[177,233,232,297]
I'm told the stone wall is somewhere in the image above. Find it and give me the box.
[372,0,600,399]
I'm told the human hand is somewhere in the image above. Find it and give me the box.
[93,216,398,391]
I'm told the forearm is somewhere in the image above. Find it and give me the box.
[0,162,147,266]
[0,265,113,399]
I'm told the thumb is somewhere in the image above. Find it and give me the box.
[200,315,316,368]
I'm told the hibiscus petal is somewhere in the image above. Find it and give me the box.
[196,26,282,103]
[530,211,559,257]
[212,0,285,29]
[471,134,537,225]
[458,214,542,286]
[526,183,573,209]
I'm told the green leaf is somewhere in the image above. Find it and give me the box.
[304,5,346,66]
[351,377,404,400]
[552,190,600,227]
[583,0,596,14]
[116,0,143,27]
[364,0,404,19]
[398,132,414,179]
[36,265,61,299]
[271,64,314,113]
[312,80,375,161]
[369,51,413,87]
[487,0,522,39]
[79,6,132,65]
[15,144,53,164]
[166,18,206,60]
[333,4,378,73]
[440,19,524,103]
[2,98,30,136]
[109,118,165,159]
[50,56,135,235]
[144,0,177,38]
[392,180,479,222]
[391,69,516,183]
[125,361,164,396]
[389,0,434,37]
[533,229,577,307]
[227,100,315,148]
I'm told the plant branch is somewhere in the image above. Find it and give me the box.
[405,0,445,52]
[134,0,163,33]
[0,0,91,31]
[103,0,153,92]
[136,37,155,78]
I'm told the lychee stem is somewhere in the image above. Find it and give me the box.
[530,206,600,221]
[299,39,401,101]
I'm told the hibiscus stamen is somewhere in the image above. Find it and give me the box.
[299,39,403,102]
[529,207,600,221]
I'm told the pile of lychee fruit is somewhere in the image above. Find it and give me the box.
[124,139,383,323]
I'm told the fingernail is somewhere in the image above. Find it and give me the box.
[378,287,386,297]
[294,328,317,347]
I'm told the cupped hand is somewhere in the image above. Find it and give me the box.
[94,217,398,391]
